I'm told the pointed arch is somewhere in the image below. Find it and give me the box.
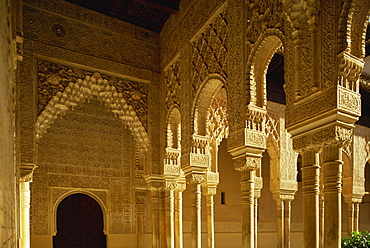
[246,29,285,108]
[52,190,108,236]
[35,72,149,151]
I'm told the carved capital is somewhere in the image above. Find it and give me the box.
[186,173,205,184]
[202,186,217,196]
[20,163,37,183]
[293,125,353,152]
[234,155,261,171]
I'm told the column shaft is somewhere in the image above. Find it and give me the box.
[301,151,320,248]
[165,189,175,248]
[284,200,291,248]
[20,182,31,248]
[322,145,342,248]
[347,202,354,235]
[277,199,284,248]
[354,203,359,232]
[151,190,160,248]
[241,169,255,248]
[191,183,202,248]
[160,190,167,248]
[254,198,258,248]
[174,191,183,248]
[206,195,215,248]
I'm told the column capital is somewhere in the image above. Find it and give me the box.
[20,163,37,183]
[272,191,295,202]
[186,173,205,184]
[234,155,262,171]
[292,124,353,153]
[201,171,219,196]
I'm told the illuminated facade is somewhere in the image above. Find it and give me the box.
[1,0,370,247]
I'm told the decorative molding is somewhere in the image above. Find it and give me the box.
[20,163,37,183]
[293,125,353,152]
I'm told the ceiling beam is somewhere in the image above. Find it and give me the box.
[134,0,179,14]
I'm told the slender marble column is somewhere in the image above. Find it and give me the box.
[319,180,324,248]
[151,190,160,248]
[354,203,359,232]
[240,169,255,248]
[20,182,31,248]
[174,190,183,248]
[322,145,342,248]
[347,202,354,235]
[191,182,202,248]
[277,199,284,248]
[165,189,175,248]
[160,190,167,248]
[283,200,291,248]
[347,201,360,235]
[254,198,258,248]
[206,194,215,248]
[301,150,320,248]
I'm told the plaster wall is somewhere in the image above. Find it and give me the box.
[0,0,18,246]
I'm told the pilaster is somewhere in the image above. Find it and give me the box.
[135,190,147,248]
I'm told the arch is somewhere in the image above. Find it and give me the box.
[192,74,226,136]
[52,190,108,236]
[265,134,281,192]
[246,29,285,108]
[35,72,149,151]
[166,105,181,149]
[339,0,370,58]
[207,86,228,148]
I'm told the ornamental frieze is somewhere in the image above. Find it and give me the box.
[37,59,148,129]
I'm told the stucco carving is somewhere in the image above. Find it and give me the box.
[36,68,149,152]
[191,4,228,95]
[293,125,353,152]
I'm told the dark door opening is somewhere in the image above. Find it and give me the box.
[53,193,106,248]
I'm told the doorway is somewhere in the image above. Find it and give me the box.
[53,193,106,248]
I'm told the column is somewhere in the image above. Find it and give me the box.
[276,199,284,248]
[136,191,146,248]
[206,195,215,248]
[160,190,167,248]
[164,187,175,248]
[202,172,219,248]
[347,202,354,235]
[301,150,320,248]
[20,181,31,248]
[283,200,291,248]
[190,181,202,248]
[240,168,255,248]
[254,198,258,248]
[346,200,360,235]
[354,202,359,232]
[19,164,36,248]
[151,190,160,248]
[319,176,324,248]
[322,145,342,248]
[174,188,184,248]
